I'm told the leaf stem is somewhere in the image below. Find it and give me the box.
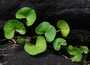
[56,30,60,33]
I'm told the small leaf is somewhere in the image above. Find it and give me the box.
[4,20,26,39]
[45,25,56,42]
[67,45,83,62]
[57,20,70,37]
[35,22,51,34]
[16,7,36,26]
[71,55,82,62]
[16,36,26,45]
[80,46,89,54]
[67,45,81,55]
[53,38,67,51]
[24,36,47,55]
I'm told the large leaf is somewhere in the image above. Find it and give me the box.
[4,20,26,39]
[53,38,67,51]
[45,25,56,42]
[16,7,36,26]
[57,20,70,37]
[35,22,56,42]
[24,36,47,55]
[35,22,51,34]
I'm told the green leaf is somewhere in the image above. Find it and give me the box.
[45,25,56,42]
[35,22,56,42]
[71,55,82,62]
[4,19,26,39]
[53,38,67,51]
[80,46,89,54]
[57,20,70,37]
[24,36,47,55]
[67,45,83,62]
[35,22,51,34]
[67,45,81,55]
[16,7,36,26]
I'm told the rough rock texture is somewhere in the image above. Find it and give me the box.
[0,0,90,29]
[7,45,80,65]
[29,0,90,15]
[1,0,90,18]
[0,0,16,12]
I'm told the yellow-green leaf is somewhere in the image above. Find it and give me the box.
[67,45,84,62]
[53,38,67,51]
[35,22,51,34]
[24,36,47,55]
[45,25,56,42]
[16,7,36,26]
[57,20,70,37]
[35,22,56,42]
[4,19,26,39]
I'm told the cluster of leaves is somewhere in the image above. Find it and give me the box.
[67,45,89,62]
[3,7,89,62]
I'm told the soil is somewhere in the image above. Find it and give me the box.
[0,0,90,65]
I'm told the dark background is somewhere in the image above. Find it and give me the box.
[0,0,90,65]
[0,0,90,30]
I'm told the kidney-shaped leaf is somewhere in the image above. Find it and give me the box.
[35,22,56,42]
[45,25,56,42]
[35,22,51,35]
[57,20,70,37]
[4,19,26,39]
[53,38,67,51]
[16,7,36,26]
[24,36,47,55]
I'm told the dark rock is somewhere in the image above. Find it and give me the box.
[7,46,80,65]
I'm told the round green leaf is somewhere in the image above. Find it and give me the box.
[35,22,51,35]
[45,25,56,42]
[57,20,70,37]
[16,7,36,26]
[24,36,47,55]
[4,19,26,39]
[53,38,67,51]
